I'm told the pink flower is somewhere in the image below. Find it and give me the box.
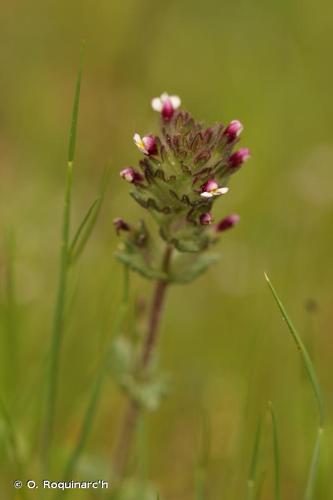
[229,148,251,168]
[216,214,240,232]
[133,133,157,156]
[200,179,229,198]
[113,218,130,235]
[151,92,181,121]
[223,120,243,142]
[120,167,143,184]
[199,212,213,225]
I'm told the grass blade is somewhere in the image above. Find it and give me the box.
[264,273,324,427]
[60,362,107,488]
[247,419,261,500]
[268,402,281,500]
[69,198,100,261]
[68,43,84,164]
[265,273,325,500]
[59,266,130,492]
[304,427,323,500]
[69,165,110,265]
[42,47,84,473]
[0,399,28,499]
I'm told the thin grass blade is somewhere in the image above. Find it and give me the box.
[69,165,110,264]
[69,198,99,260]
[60,364,107,487]
[264,273,324,427]
[42,47,84,473]
[247,419,261,500]
[265,273,324,500]
[68,43,84,165]
[59,266,130,493]
[0,399,28,499]
[268,401,281,500]
[305,427,323,500]
[255,470,266,500]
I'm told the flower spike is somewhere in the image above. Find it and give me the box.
[117,93,250,254]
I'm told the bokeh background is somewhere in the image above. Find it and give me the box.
[1,0,333,498]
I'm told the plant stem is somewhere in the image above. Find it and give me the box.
[41,50,83,474]
[42,161,73,473]
[112,245,173,480]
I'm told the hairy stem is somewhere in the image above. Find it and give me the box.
[112,245,172,480]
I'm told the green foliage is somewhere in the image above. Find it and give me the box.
[42,51,85,472]
[265,274,324,427]
[115,221,219,284]
[1,2,333,498]
[265,274,324,500]
[268,402,281,500]
[109,336,169,411]
[247,419,262,500]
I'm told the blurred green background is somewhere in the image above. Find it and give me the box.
[1,0,333,498]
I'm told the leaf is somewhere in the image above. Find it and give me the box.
[68,42,84,164]
[69,198,100,261]
[59,267,130,492]
[117,373,170,411]
[115,250,167,281]
[69,165,110,264]
[109,336,135,380]
[265,273,325,500]
[247,419,262,500]
[268,402,281,500]
[264,273,324,427]
[43,44,84,472]
[115,222,168,281]
[169,252,219,284]
[305,428,323,500]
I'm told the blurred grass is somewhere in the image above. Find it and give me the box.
[1,0,333,498]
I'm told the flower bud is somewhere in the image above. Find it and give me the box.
[133,134,157,156]
[223,120,243,142]
[216,214,240,232]
[151,92,181,121]
[199,212,213,225]
[161,100,174,121]
[113,217,130,235]
[120,167,143,184]
[229,148,251,168]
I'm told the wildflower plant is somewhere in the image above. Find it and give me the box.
[115,92,250,285]
[111,92,250,479]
